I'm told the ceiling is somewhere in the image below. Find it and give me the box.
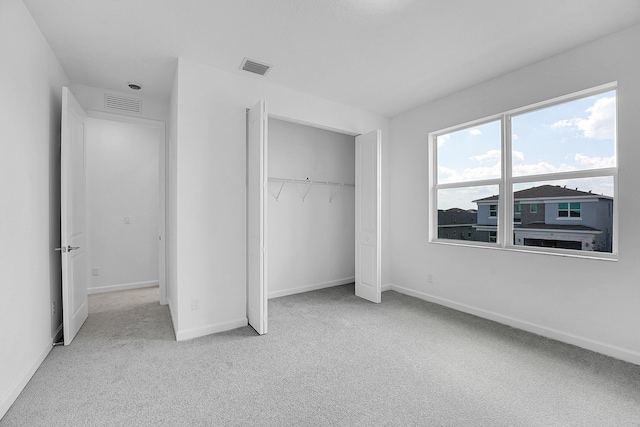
[23,0,640,118]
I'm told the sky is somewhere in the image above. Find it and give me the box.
[437,90,616,210]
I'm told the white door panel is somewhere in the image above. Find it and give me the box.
[355,130,381,303]
[247,100,268,335]
[61,87,89,345]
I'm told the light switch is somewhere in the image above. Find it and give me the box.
[124,216,131,224]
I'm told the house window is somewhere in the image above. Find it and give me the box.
[431,83,617,257]
[558,202,581,218]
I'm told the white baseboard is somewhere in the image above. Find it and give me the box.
[88,280,158,295]
[268,277,355,299]
[381,283,393,292]
[387,284,640,366]
[0,336,55,419]
[175,318,248,342]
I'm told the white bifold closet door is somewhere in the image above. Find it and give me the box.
[355,129,382,304]
[247,100,268,335]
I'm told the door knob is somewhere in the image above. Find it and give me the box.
[54,245,80,253]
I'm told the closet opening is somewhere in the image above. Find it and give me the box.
[267,118,356,300]
[246,99,381,336]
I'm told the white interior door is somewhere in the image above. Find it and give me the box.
[60,87,89,345]
[355,129,382,303]
[247,100,268,335]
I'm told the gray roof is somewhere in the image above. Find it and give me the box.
[473,185,609,203]
[515,222,601,232]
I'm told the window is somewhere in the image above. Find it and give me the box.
[558,202,581,218]
[431,83,617,257]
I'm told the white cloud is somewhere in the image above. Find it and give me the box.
[512,150,525,162]
[437,165,459,181]
[470,150,500,162]
[574,153,615,168]
[463,164,502,181]
[551,119,573,130]
[513,161,577,176]
[551,96,615,140]
[577,97,615,139]
[438,162,501,183]
[470,150,524,163]
[469,129,482,136]
[512,134,519,140]
[441,150,610,186]
[437,134,450,147]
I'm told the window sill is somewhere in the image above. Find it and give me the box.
[430,239,618,261]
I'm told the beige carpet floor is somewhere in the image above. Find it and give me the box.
[2,284,640,426]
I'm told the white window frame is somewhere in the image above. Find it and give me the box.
[429,82,618,260]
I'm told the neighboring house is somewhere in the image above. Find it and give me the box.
[473,185,613,252]
[437,208,479,241]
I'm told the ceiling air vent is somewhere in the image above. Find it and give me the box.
[104,94,142,114]
[240,58,271,76]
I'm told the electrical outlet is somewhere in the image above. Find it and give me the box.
[191,298,200,311]
[51,301,56,316]
[92,267,100,276]
[427,274,434,284]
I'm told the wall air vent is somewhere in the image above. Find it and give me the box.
[240,58,271,76]
[104,94,142,114]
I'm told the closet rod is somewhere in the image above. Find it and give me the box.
[268,177,355,187]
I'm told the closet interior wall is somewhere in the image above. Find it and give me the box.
[268,119,356,299]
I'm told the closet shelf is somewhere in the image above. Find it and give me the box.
[268,177,355,187]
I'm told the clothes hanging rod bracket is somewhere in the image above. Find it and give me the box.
[301,180,313,202]
[268,177,355,202]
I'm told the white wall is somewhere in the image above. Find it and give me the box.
[268,119,355,299]
[0,0,70,417]
[85,117,160,294]
[388,24,640,364]
[169,57,388,340]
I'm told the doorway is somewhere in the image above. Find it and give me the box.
[83,113,167,305]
